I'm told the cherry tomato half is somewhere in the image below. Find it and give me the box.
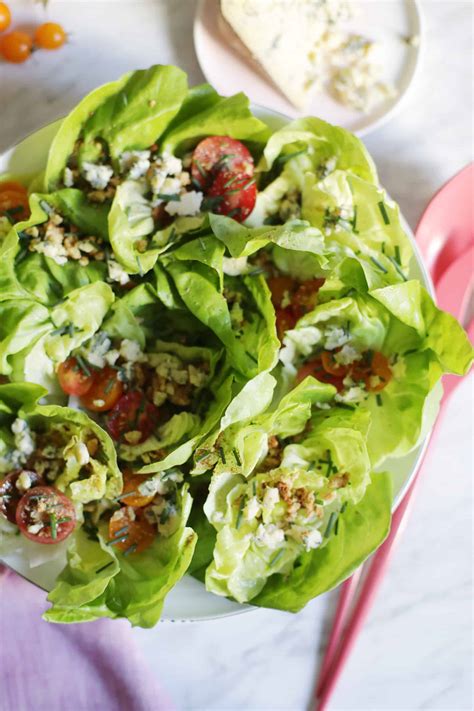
[321,350,349,378]
[296,357,345,391]
[80,367,124,412]
[0,470,44,524]
[365,351,392,392]
[0,187,30,222]
[57,357,95,396]
[16,485,76,544]
[105,391,159,444]
[0,181,26,194]
[34,22,66,50]
[0,3,11,33]
[108,506,155,555]
[191,136,254,189]
[0,31,33,64]
[267,276,295,309]
[275,307,298,341]
[206,170,257,222]
[293,279,325,314]
[118,471,155,508]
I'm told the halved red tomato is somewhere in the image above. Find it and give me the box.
[57,357,95,396]
[0,185,30,222]
[275,307,298,340]
[15,485,76,544]
[296,357,345,391]
[191,136,254,189]
[105,391,159,443]
[0,470,44,523]
[267,276,295,308]
[206,170,257,222]
[321,351,349,378]
[80,366,124,412]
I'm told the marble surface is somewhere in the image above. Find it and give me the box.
[1,1,473,709]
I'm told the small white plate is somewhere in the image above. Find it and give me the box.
[0,107,434,622]
[194,0,423,137]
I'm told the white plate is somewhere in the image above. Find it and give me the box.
[0,108,434,621]
[194,0,423,137]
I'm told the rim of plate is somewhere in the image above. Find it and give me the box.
[194,0,424,138]
[0,107,435,623]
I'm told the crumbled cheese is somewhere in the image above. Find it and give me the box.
[107,259,130,286]
[151,177,182,202]
[82,162,114,190]
[27,523,43,535]
[335,386,366,404]
[255,523,285,550]
[34,240,68,266]
[301,528,323,551]
[63,167,75,188]
[334,344,361,365]
[15,470,32,492]
[124,430,142,444]
[11,419,35,458]
[82,333,113,369]
[160,153,183,176]
[222,256,249,277]
[138,476,169,497]
[104,349,120,366]
[119,339,146,363]
[263,487,280,511]
[66,440,90,466]
[164,191,203,217]
[324,326,350,350]
[244,496,261,522]
[126,506,136,521]
[188,364,207,388]
[119,150,151,180]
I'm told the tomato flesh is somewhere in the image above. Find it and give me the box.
[0,31,33,64]
[0,3,11,33]
[57,357,95,396]
[105,391,159,443]
[297,357,345,391]
[80,366,124,412]
[269,276,325,340]
[15,485,76,544]
[119,471,155,508]
[0,187,30,222]
[108,506,155,554]
[0,470,44,524]
[275,307,298,341]
[297,349,392,394]
[206,170,257,222]
[34,22,66,50]
[191,136,254,189]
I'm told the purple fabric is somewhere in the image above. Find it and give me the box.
[0,566,174,711]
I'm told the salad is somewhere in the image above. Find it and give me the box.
[0,65,471,626]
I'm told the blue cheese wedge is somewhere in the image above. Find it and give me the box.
[221,0,351,110]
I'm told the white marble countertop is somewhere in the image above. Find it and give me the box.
[1,1,472,709]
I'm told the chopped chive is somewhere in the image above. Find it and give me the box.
[336,402,356,411]
[233,448,242,466]
[269,548,285,567]
[15,247,29,264]
[381,242,386,254]
[370,256,388,274]
[104,374,116,394]
[121,93,128,107]
[136,255,144,276]
[277,147,308,164]
[199,237,206,251]
[113,490,138,502]
[219,446,226,464]
[123,543,138,556]
[223,173,240,189]
[376,393,383,406]
[191,177,202,190]
[108,536,129,546]
[378,201,390,225]
[324,512,337,538]
[96,561,114,574]
[388,256,408,281]
[156,193,181,202]
[195,450,209,463]
[247,267,267,276]
[245,350,258,365]
[75,354,91,377]
[113,525,129,538]
[315,498,325,505]
[341,502,348,514]
[252,480,257,497]
[226,207,241,218]
[167,226,177,244]
[394,245,401,265]
[49,513,57,540]
[235,497,246,530]
[351,205,359,234]
[194,159,207,179]
[335,518,340,535]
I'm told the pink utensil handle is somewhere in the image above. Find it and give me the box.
[315,568,362,697]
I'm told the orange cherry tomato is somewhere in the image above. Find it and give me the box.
[296,357,344,391]
[79,367,124,412]
[108,506,155,555]
[365,351,392,392]
[0,187,30,222]
[57,357,95,396]
[34,22,66,50]
[0,31,33,64]
[119,472,155,508]
[0,3,11,33]
[267,276,295,308]
[321,350,349,378]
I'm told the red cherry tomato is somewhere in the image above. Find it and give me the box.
[34,22,66,50]
[80,366,124,412]
[191,136,254,189]
[57,357,95,396]
[206,170,257,222]
[296,357,345,391]
[275,307,298,341]
[321,350,349,378]
[105,391,159,444]
[108,506,155,555]
[0,187,30,222]
[267,276,295,308]
[0,181,26,194]
[0,3,11,33]
[0,31,33,64]
[15,485,76,544]
[293,279,325,314]
[0,470,44,524]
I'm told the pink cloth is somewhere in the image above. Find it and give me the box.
[0,566,173,711]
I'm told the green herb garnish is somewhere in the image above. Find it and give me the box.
[219,446,226,464]
[269,549,285,567]
[235,496,246,530]
[376,393,383,406]
[378,201,390,225]
[96,561,114,574]
[49,513,57,540]
[156,193,181,202]
[75,354,91,377]
[233,448,242,466]
[324,512,337,538]
[370,256,388,274]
